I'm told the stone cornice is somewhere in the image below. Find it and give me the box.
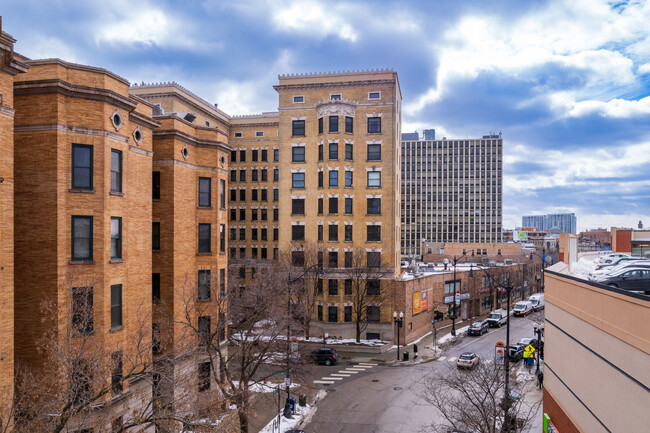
[153,128,232,153]
[274,79,396,92]
[25,58,130,85]
[14,123,130,143]
[14,78,137,111]
[129,111,161,130]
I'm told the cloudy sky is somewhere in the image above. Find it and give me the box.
[3,0,650,232]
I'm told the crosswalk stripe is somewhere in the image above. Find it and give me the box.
[353,365,373,369]
[343,369,360,374]
[485,360,492,364]
[358,363,377,366]
[437,356,446,361]
[331,373,351,377]
[346,368,365,371]
[313,380,335,384]
[448,357,457,362]
[321,377,343,381]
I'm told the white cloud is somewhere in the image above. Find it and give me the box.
[270,0,358,42]
[18,36,81,62]
[566,95,650,118]
[638,62,650,74]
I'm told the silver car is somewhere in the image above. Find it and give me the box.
[457,352,480,369]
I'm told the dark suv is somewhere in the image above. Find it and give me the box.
[311,347,337,366]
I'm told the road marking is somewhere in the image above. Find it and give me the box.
[448,357,457,362]
[345,368,365,371]
[343,369,360,374]
[321,376,343,381]
[313,380,335,384]
[358,362,377,366]
[437,356,447,361]
[484,360,492,364]
[352,365,373,369]
[331,373,351,377]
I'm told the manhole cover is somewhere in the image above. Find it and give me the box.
[393,386,403,390]
[372,379,379,382]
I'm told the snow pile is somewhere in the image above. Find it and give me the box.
[515,361,537,384]
[570,257,597,280]
[258,402,317,433]
[231,380,300,393]
[438,325,470,344]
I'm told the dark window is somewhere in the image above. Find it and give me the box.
[328,279,338,296]
[261,189,268,201]
[329,170,338,187]
[110,217,122,260]
[318,143,323,161]
[345,171,353,187]
[367,251,381,268]
[239,208,246,221]
[292,251,305,267]
[261,169,267,181]
[273,227,279,241]
[367,117,381,133]
[72,216,93,260]
[345,116,353,133]
[367,198,381,214]
[240,189,246,201]
[198,316,211,346]
[367,143,381,160]
[220,179,226,208]
[230,150,236,162]
[112,351,123,394]
[274,189,279,201]
[261,228,267,240]
[152,171,160,199]
[367,280,381,296]
[345,197,352,214]
[318,224,323,241]
[110,149,122,193]
[199,177,211,207]
[329,142,338,159]
[219,268,226,297]
[345,225,352,242]
[252,149,258,162]
[273,169,279,181]
[344,305,352,322]
[292,147,305,162]
[317,278,323,294]
[220,224,225,252]
[318,117,323,134]
[318,305,323,321]
[230,170,237,182]
[367,225,381,242]
[230,189,237,202]
[239,149,246,162]
[240,169,246,182]
[345,279,352,296]
[230,227,236,240]
[329,197,338,214]
[152,273,161,302]
[252,169,258,182]
[328,306,338,322]
[273,208,279,220]
[251,208,258,221]
[367,171,381,187]
[72,286,93,333]
[274,148,279,161]
[345,143,353,160]
[292,120,306,136]
[292,225,305,241]
[198,224,211,253]
[329,116,338,133]
[218,312,226,342]
[329,251,338,268]
[328,224,338,241]
[318,171,324,188]
[261,149,268,162]
[367,306,380,322]
[292,199,305,215]
[152,222,160,250]
[111,284,122,328]
[345,251,352,267]
[262,208,268,220]
[318,198,324,214]
[292,173,305,188]
[251,228,258,241]
[239,228,246,240]
[198,361,211,392]
[72,144,93,190]
[252,189,258,201]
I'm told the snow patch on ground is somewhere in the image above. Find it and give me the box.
[231,380,300,393]
[258,403,316,433]
[570,257,597,280]
[438,325,470,344]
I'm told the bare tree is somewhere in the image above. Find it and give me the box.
[418,363,540,433]
[338,248,394,343]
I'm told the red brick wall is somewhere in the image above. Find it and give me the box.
[543,388,581,433]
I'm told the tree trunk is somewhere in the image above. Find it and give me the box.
[238,406,250,433]
[304,320,311,339]
[355,321,361,343]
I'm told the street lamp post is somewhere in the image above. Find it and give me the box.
[450,251,474,336]
[503,284,513,431]
[529,245,546,292]
[534,325,543,374]
[393,311,403,361]
[284,263,323,418]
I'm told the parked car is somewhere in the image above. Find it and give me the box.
[457,352,480,369]
[589,260,650,280]
[468,320,489,335]
[595,256,645,270]
[508,345,524,362]
[596,267,650,291]
[527,293,544,311]
[310,347,338,366]
[513,301,533,317]
[517,337,541,350]
[594,253,630,265]
[486,309,508,327]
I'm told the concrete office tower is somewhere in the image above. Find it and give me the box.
[522,213,577,234]
[13,59,158,429]
[0,19,28,422]
[274,70,402,339]
[400,134,503,257]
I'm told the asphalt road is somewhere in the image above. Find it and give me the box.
[304,316,539,433]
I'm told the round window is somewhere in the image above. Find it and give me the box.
[182,146,189,160]
[220,155,225,166]
[113,113,121,126]
[134,129,142,141]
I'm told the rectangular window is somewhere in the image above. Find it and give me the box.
[328,197,338,214]
[292,251,305,267]
[329,142,338,159]
[345,225,352,242]
[261,228,267,241]
[328,279,338,296]
[72,216,93,261]
[273,169,279,181]
[318,198,323,214]
[328,224,338,241]
[367,279,380,296]
[318,117,323,134]
[345,197,352,214]
[367,306,380,323]
[292,147,305,162]
[345,171,353,187]
[111,284,122,328]
[273,207,279,220]
[220,179,226,208]
[220,224,226,253]
[367,198,381,214]
[255,131,264,137]
[367,251,381,268]
[252,149,258,162]
[240,150,246,162]
[110,217,122,260]
[317,278,323,294]
[231,170,237,182]
[368,91,381,100]
[230,150,237,162]
[240,189,246,201]
[152,171,160,199]
[261,208,267,221]
[152,273,160,302]
[198,362,211,392]
[318,224,323,241]
[367,143,381,160]
[318,171,324,188]
[261,169,267,181]
[292,225,305,241]
[198,270,211,300]
[367,171,381,187]
[331,94,342,100]
[367,117,381,133]
[367,225,381,242]
[112,351,123,394]
[199,316,211,346]
[234,132,243,138]
[345,279,352,296]
[344,305,352,322]
[273,227,279,241]
[261,189,268,201]
[72,286,93,333]
[292,199,305,215]
[261,149,268,162]
[152,222,160,250]
[239,169,246,182]
[199,177,211,207]
[345,116,353,133]
[72,144,93,190]
[252,170,258,182]
[329,170,338,187]
[292,120,306,136]
[239,208,246,221]
[293,95,304,103]
[318,305,323,321]
[252,189,258,201]
[318,143,323,161]
[292,173,305,188]
[328,306,338,322]
[239,228,246,240]
[345,143,353,160]
[251,228,258,241]
[110,149,122,193]
[274,148,279,161]
[329,116,338,133]
[198,223,211,253]
[251,209,258,221]
[219,268,226,297]
[345,251,352,268]
[230,228,236,240]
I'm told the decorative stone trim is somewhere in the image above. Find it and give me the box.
[328,139,339,144]
[366,193,382,198]
[344,139,353,144]
[328,220,339,225]
[291,116,307,121]
[327,247,339,252]
[366,112,383,117]
[133,127,143,145]
[291,246,305,251]
[290,221,306,225]
[318,194,324,199]
[345,166,354,172]
[291,168,306,173]
[327,193,339,198]
[344,221,353,226]
[365,247,382,252]
[365,167,382,171]
[318,140,324,145]
[111,110,124,131]
[181,145,189,160]
[329,166,339,171]
[366,221,382,226]
[366,139,382,145]
[291,142,306,147]
[291,194,306,199]
[317,167,324,172]
[344,247,353,252]
[344,193,353,198]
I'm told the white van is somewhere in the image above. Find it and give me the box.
[486,309,508,327]
[513,301,533,317]
[528,294,545,311]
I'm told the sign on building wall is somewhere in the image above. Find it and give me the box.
[412,290,428,315]
[517,231,529,241]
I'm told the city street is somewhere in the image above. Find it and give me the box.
[304,316,540,433]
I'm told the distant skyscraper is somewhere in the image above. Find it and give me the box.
[423,129,435,140]
[522,213,577,234]
[401,134,503,256]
